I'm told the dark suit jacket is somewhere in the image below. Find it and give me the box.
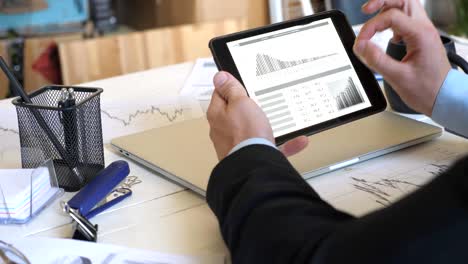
[206,145,468,263]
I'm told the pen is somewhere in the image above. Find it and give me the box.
[0,57,84,184]
[59,88,79,166]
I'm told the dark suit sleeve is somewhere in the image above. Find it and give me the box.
[206,145,468,264]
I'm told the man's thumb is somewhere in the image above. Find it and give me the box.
[213,71,247,102]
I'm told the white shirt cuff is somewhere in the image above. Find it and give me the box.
[228,138,277,156]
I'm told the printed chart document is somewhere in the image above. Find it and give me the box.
[78,64,206,143]
[100,96,203,143]
[227,18,372,137]
[0,98,20,168]
[7,238,225,264]
[180,58,218,101]
[309,132,468,216]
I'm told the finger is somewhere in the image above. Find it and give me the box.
[207,89,226,122]
[354,39,405,81]
[392,34,403,43]
[374,5,404,50]
[365,0,428,20]
[362,0,405,14]
[213,71,248,103]
[356,9,419,42]
[280,136,309,157]
[354,9,421,75]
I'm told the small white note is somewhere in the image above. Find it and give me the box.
[0,166,59,223]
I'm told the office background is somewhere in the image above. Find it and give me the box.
[1,1,468,261]
[0,0,462,100]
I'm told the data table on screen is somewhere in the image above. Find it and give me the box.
[227,18,372,137]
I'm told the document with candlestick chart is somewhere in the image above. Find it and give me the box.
[227,18,372,137]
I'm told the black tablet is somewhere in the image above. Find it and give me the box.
[209,10,386,145]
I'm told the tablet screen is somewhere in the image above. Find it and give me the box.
[227,18,372,137]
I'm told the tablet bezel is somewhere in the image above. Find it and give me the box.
[209,10,387,145]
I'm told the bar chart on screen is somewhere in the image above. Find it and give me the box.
[255,52,338,77]
[328,77,364,110]
[227,18,373,137]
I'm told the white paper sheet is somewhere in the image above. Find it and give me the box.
[180,58,218,101]
[309,132,468,216]
[100,96,204,143]
[7,238,225,264]
[0,98,21,168]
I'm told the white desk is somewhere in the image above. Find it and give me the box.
[1,61,468,260]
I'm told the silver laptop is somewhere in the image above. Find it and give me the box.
[111,111,442,196]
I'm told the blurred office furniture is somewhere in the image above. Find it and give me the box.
[425,0,457,31]
[0,0,88,36]
[325,0,449,27]
[0,0,48,14]
[325,0,372,25]
[311,0,326,12]
[269,0,314,23]
[90,0,117,33]
[59,19,247,85]
[24,34,82,92]
[7,37,24,97]
[0,36,24,98]
[0,1,87,98]
[0,34,81,97]
[115,0,269,30]
[0,0,267,96]
[0,41,9,98]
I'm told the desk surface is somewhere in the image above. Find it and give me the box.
[1,60,468,259]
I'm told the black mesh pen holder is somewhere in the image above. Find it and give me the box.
[13,86,105,192]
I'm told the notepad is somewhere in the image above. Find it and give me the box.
[0,163,62,224]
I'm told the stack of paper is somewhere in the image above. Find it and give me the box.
[0,167,59,223]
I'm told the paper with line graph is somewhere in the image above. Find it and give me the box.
[308,132,468,217]
[0,99,21,168]
[100,96,204,143]
[75,63,206,143]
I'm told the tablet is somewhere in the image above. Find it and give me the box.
[209,10,387,145]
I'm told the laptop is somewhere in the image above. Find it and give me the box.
[111,111,442,196]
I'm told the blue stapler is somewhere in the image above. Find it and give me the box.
[62,160,132,242]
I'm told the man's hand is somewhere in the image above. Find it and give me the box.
[354,0,451,116]
[361,0,431,44]
[207,72,274,160]
[207,72,308,160]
